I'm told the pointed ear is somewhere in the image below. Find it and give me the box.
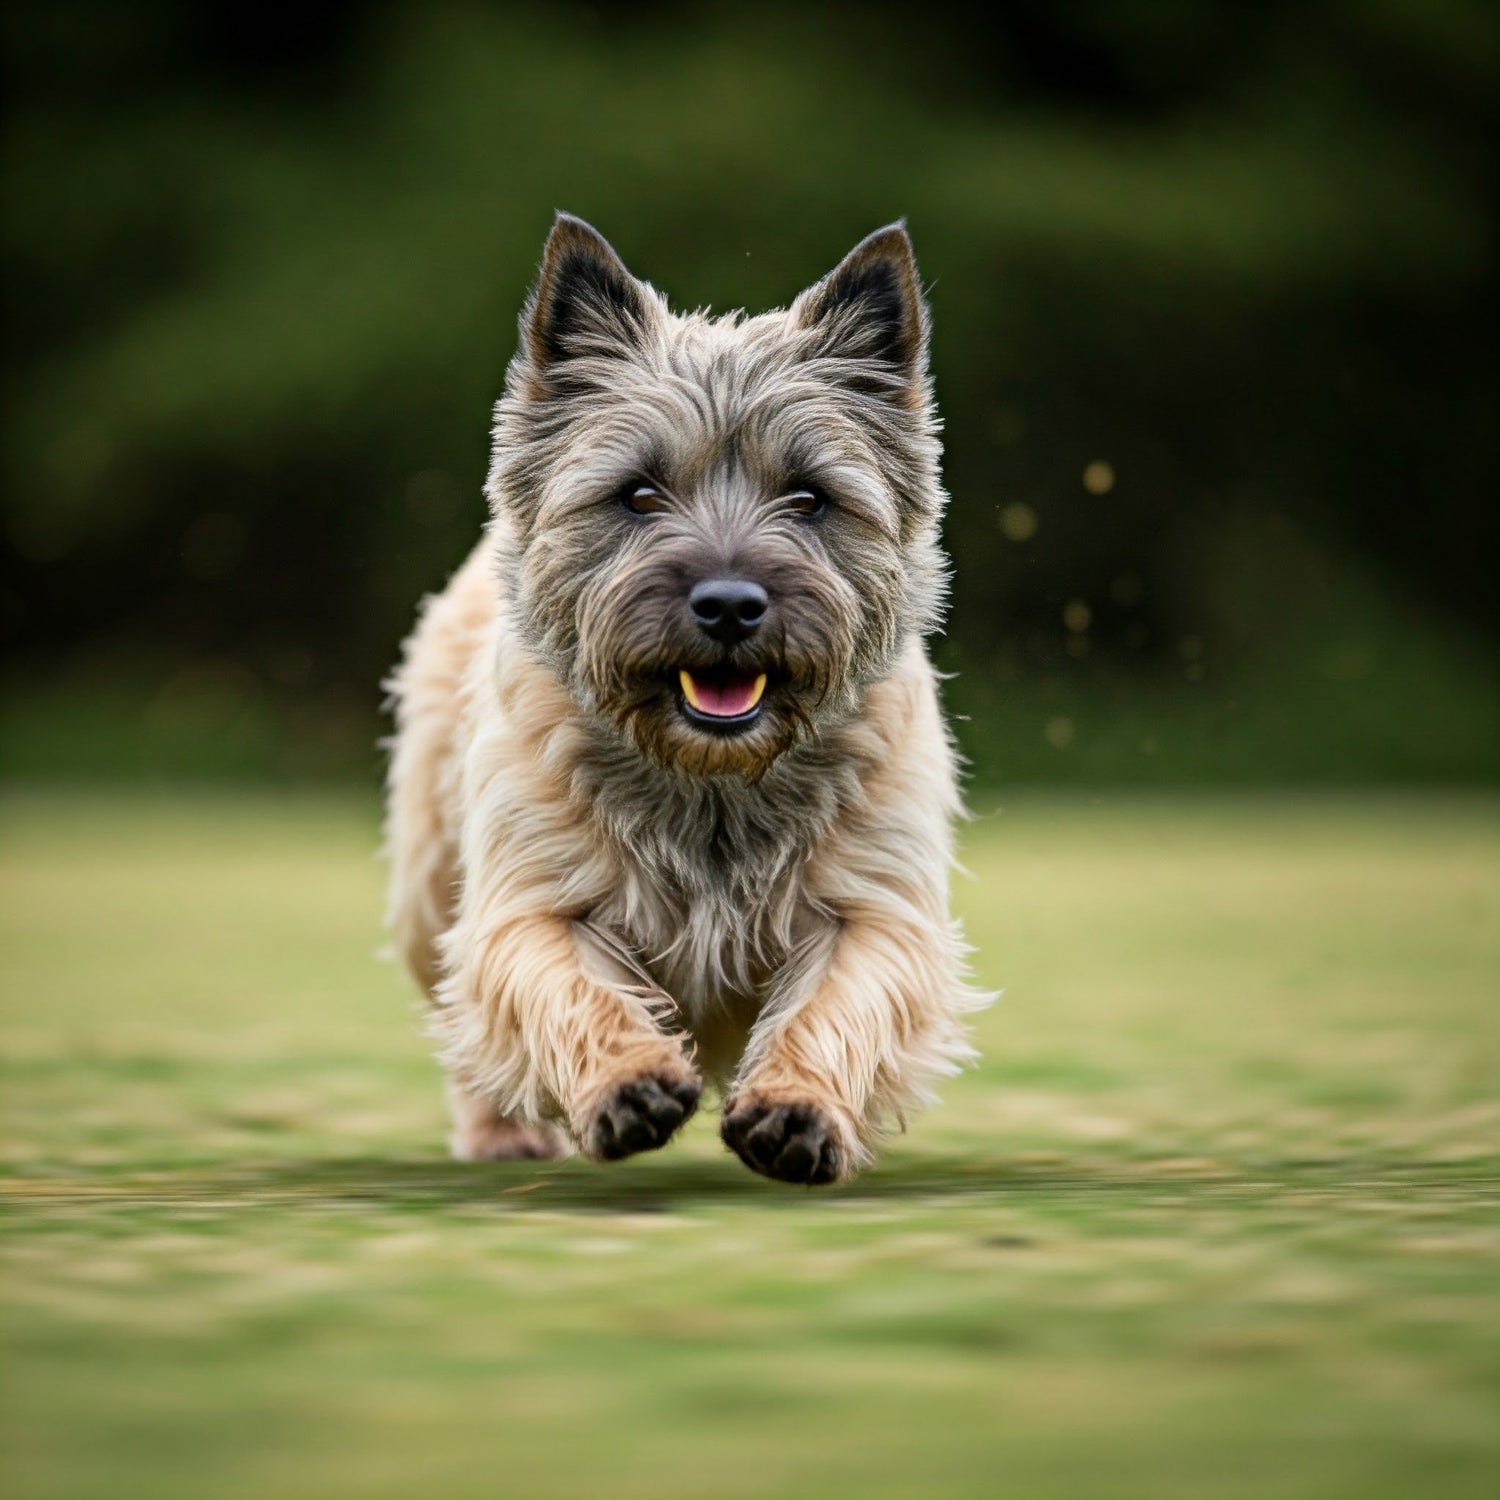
[794,222,929,398]
[520,213,652,374]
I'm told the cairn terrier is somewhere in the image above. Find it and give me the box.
[385,213,981,1183]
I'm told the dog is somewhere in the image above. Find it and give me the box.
[384,213,982,1184]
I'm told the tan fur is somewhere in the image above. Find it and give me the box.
[384,216,984,1182]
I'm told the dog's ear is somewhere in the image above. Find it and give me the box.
[520,213,653,376]
[794,222,930,402]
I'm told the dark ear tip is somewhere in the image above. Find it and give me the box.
[848,221,916,265]
[524,212,645,373]
[796,219,928,386]
[545,211,615,259]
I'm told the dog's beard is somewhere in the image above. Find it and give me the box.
[588,648,840,780]
[576,632,851,778]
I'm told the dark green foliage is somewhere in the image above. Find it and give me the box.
[2,2,1495,782]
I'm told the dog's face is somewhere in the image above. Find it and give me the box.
[489,214,948,776]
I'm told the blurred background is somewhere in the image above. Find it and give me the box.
[4,12,1498,1500]
[4,0,1495,789]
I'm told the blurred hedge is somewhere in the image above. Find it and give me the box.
[2,1,1495,783]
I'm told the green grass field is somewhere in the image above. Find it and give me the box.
[1,790,1496,1500]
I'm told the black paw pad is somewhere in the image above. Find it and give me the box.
[721,1100,843,1185]
[589,1074,701,1161]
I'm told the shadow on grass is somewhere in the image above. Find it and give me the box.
[6,1150,1495,1218]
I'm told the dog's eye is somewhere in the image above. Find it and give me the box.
[622,484,669,517]
[783,487,828,518]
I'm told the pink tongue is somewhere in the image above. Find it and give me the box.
[689,674,759,717]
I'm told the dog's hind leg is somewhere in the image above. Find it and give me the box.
[447,1081,570,1162]
[386,816,571,1161]
[385,545,571,1162]
[387,781,571,1161]
[387,808,568,1162]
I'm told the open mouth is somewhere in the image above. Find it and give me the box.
[677,667,767,729]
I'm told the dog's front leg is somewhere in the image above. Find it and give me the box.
[722,908,971,1185]
[434,909,700,1162]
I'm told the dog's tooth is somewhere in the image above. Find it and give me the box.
[678,669,704,712]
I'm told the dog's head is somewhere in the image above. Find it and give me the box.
[489,213,948,776]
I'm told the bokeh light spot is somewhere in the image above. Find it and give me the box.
[999,502,1038,542]
[1083,461,1116,495]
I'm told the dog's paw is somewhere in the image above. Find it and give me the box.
[721,1097,846,1185]
[586,1073,701,1161]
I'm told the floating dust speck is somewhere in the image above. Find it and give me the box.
[1063,599,1092,633]
[998,502,1038,541]
[1083,460,1116,495]
[1045,715,1075,750]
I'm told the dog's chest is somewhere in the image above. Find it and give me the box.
[582,753,849,1045]
[591,800,817,1022]
[606,849,800,1017]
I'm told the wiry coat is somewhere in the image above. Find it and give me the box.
[385,214,983,1182]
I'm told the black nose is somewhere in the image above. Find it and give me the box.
[688,578,768,646]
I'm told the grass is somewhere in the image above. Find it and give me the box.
[1,789,1496,1500]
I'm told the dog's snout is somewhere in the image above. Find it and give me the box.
[689,578,768,646]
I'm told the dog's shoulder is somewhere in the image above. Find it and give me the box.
[838,640,957,800]
[800,642,959,907]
